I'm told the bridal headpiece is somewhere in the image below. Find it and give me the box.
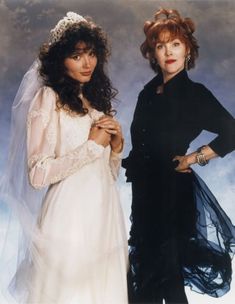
[0,11,89,301]
[49,12,87,45]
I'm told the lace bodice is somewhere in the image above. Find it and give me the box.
[27,86,121,189]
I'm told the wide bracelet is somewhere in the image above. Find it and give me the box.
[196,145,209,166]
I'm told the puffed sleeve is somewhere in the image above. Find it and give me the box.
[27,87,104,189]
[196,84,235,157]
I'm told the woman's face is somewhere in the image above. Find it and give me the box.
[154,32,188,82]
[64,41,97,83]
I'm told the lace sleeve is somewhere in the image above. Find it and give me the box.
[109,151,122,180]
[27,87,104,190]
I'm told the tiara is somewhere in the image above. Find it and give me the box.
[49,12,87,45]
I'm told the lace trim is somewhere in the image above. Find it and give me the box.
[109,151,122,180]
[27,109,50,128]
[28,140,104,189]
[46,122,57,147]
[28,154,52,169]
[27,108,57,146]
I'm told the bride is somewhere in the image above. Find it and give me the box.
[1,12,128,304]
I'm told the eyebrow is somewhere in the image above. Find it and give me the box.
[70,49,94,58]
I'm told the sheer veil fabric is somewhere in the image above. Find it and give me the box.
[0,61,47,302]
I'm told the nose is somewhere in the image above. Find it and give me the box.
[165,45,172,56]
[83,54,91,68]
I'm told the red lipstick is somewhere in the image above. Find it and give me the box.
[165,59,176,64]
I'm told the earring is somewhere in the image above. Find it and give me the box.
[150,58,159,72]
[185,54,191,70]
[151,58,157,65]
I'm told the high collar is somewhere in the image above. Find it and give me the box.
[144,69,190,98]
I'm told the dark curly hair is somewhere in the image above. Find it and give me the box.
[39,20,117,115]
[140,8,199,73]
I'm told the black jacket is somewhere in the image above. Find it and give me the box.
[123,69,235,181]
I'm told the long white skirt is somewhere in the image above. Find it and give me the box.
[24,161,128,304]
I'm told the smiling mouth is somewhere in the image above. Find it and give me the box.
[165,60,176,64]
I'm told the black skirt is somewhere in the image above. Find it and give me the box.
[128,169,235,299]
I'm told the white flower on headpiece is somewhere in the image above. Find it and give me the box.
[49,12,87,45]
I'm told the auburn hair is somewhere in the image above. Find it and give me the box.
[140,8,199,73]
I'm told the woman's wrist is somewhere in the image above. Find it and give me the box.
[187,145,216,167]
[186,152,198,166]
[195,145,209,166]
[111,137,124,153]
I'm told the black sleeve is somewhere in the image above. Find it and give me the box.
[196,84,235,157]
[132,90,146,121]
[122,89,146,177]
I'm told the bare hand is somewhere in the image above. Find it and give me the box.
[88,126,111,147]
[94,116,124,153]
[173,155,193,173]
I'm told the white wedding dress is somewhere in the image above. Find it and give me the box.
[21,86,128,304]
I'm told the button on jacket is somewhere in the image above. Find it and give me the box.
[123,69,235,181]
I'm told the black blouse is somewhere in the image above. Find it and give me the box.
[123,69,235,180]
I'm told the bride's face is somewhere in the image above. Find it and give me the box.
[64,41,97,83]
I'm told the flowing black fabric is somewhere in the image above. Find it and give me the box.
[183,171,235,297]
[123,69,235,303]
[127,171,235,302]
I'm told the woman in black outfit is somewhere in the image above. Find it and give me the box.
[123,8,235,304]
